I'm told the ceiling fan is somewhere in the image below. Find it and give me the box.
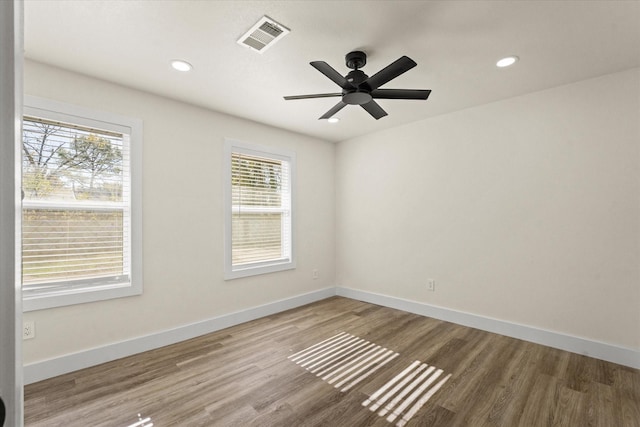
[283,50,431,120]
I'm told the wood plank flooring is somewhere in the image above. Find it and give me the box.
[24,297,640,426]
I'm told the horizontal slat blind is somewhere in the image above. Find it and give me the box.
[22,116,130,288]
[231,152,291,267]
[22,209,125,285]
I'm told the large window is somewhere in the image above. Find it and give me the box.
[224,139,295,279]
[22,96,142,311]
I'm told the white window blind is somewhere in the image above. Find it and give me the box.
[21,96,142,311]
[22,208,127,287]
[225,140,295,279]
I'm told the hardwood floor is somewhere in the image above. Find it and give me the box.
[24,297,640,426]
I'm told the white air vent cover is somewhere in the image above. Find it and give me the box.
[237,16,290,53]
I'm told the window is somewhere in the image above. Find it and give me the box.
[22,96,142,311]
[224,139,295,279]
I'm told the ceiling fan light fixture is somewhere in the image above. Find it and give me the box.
[171,60,193,72]
[496,56,519,68]
[327,117,340,123]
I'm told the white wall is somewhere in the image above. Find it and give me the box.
[337,68,640,351]
[22,61,640,370]
[22,61,336,365]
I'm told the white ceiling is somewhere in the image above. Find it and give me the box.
[24,1,640,143]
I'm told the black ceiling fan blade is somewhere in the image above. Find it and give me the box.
[284,93,342,101]
[310,61,354,91]
[319,100,347,120]
[361,100,388,120]
[364,56,417,90]
[371,89,431,100]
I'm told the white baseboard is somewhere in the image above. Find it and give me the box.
[336,287,640,369]
[23,287,336,384]
[24,286,639,384]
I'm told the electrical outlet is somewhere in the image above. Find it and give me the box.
[427,279,435,292]
[23,321,35,340]
[312,269,319,280]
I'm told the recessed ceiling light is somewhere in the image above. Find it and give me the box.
[327,117,340,123]
[496,56,519,68]
[171,60,193,72]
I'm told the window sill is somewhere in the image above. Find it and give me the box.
[23,281,142,312]
[224,260,296,280]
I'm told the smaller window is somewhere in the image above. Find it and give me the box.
[224,139,295,279]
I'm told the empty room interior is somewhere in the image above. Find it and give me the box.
[4,0,640,426]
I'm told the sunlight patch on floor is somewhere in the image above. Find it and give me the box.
[362,360,451,427]
[288,332,399,392]
[126,413,153,427]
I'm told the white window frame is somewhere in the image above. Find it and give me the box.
[22,95,143,311]
[224,139,296,280]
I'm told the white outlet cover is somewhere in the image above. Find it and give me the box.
[23,321,35,339]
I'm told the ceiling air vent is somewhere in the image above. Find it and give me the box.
[237,16,290,53]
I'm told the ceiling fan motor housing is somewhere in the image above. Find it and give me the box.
[344,68,372,104]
